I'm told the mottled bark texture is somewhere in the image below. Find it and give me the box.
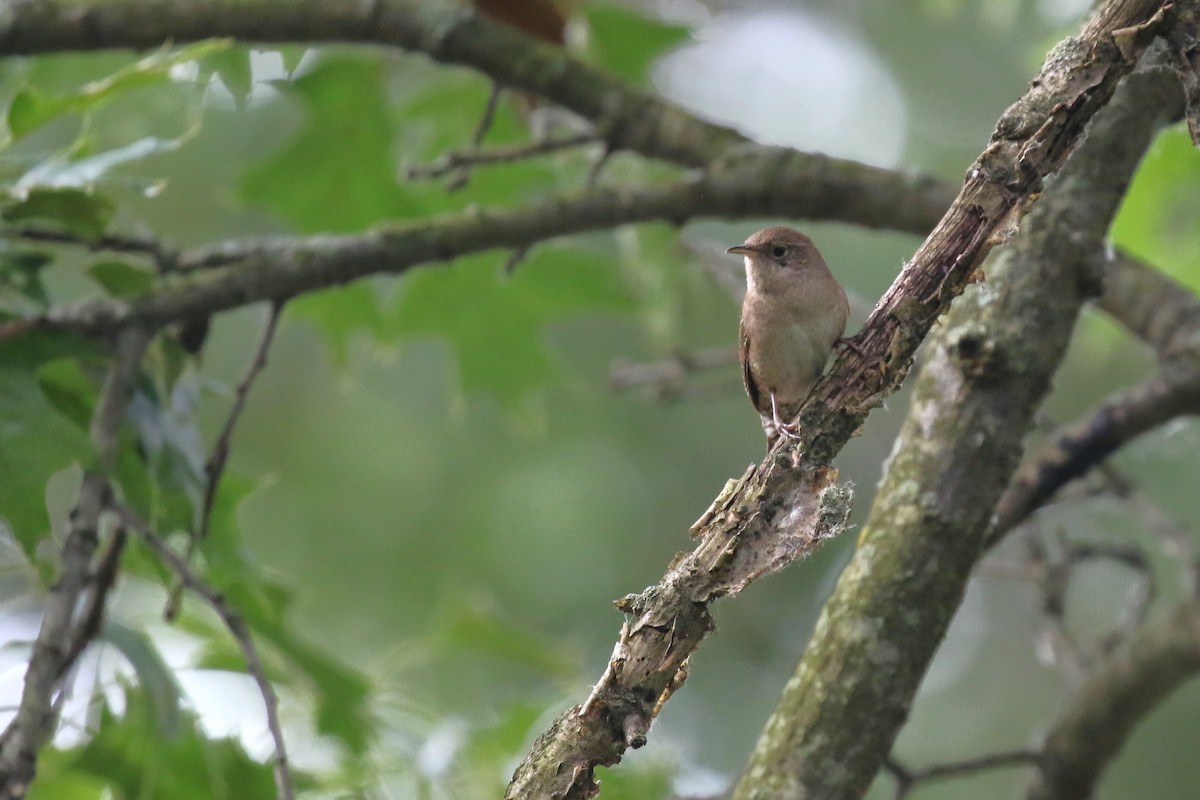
[732,54,1182,800]
[510,2,1172,798]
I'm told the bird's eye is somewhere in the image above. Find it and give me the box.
[771,245,788,258]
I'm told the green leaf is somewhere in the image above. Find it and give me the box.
[0,246,53,310]
[36,357,98,429]
[42,686,280,800]
[0,331,97,561]
[187,471,376,755]
[584,5,691,85]
[240,55,430,232]
[1112,125,1200,293]
[14,135,191,196]
[390,245,633,406]
[2,187,114,240]
[434,597,579,679]
[286,282,387,363]
[204,48,253,107]
[100,622,185,738]
[118,378,206,536]
[89,259,157,296]
[6,40,232,140]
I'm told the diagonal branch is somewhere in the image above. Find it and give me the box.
[508,3,1174,798]
[0,325,149,800]
[991,254,1200,547]
[1098,252,1200,358]
[991,363,1200,543]
[729,26,1183,800]
[111,501,295,800]
[0,0,747,167]
[1026,598,1200,800]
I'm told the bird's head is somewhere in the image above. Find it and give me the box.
[727,226,822,291]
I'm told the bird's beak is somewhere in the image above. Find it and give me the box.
[726,245,757,256]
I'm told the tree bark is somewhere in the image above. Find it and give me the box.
[732,49,1182,800]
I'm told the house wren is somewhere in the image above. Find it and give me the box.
[728,226,849,446]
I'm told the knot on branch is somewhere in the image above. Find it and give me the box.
[947,322,1007,382]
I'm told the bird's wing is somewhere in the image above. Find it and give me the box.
[738,319,763,415]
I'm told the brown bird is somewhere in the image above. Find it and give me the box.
[728,226,849,447]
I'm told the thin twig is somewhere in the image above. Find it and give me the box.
[7,227,178,273]
[200,301,283,542]
[887,750,1042,799]
[1098,464,1200,597]
[0,325,148,798]
[586,143,614,186]
[502,245,531,274]
[406,133,600,181]
[113,502,295,800]
[165,302,283,621]
[60,528,128,672]
[472,80,504,147]
[438,80,507,190]
[990,367,1200,547]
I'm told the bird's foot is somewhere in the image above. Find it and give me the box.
[835,333,866,359]
[769,394,802,443]
[774,420,802,440]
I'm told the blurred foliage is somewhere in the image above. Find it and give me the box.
[30,686,281,800]
[0,2,1197,800]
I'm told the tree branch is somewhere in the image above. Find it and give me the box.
[730,27,1180,800]
[20,158,948,337]
[990,244,1200,548]
[1026,598,1200,800]
[0,0,743,167]
[991,362,1200,543]
[886,750,1043,799]
[1099,251,1200,358]
[0,325,149,799]
[111,501,295,800]
[503,3,1175,798]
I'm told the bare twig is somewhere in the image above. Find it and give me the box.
[112,502,295,800]
[163,301,284,621]
[502,245,531,274]
[586,143,614,186]
[0,325,148,799]
[6,227,178,273]
[512,3,1174,797]
[1025,598,1200,800]
[991,365,1200,547]
[886,750,1042,799]
[1099,464,1200,596]
[199,301,283,542]
[60,528,128,671]
[472,80,503,147]
[405,133,600,181]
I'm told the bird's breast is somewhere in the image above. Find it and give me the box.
[746,320,828,406]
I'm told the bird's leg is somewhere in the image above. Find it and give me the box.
[771,393,801,440]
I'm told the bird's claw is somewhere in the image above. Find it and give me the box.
[835,334,866,359]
